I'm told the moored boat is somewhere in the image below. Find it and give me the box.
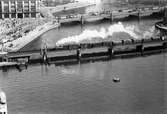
[0,90,7,114]
[155,21,167,31]
[85,16,104,22]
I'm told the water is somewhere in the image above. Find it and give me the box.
[0,53,167,114]
[23,17,160,51]
[0,18,167,114]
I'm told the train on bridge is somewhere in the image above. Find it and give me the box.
[0,36,167,70]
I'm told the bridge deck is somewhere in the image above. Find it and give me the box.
[54,6,163,24]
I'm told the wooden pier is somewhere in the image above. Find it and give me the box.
[0,36,166,69]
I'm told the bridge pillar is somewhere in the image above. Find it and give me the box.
[108,46,114,59]
[57,16,60,23]
[110,12,113,23]
[162,42,167,48]
[138,10,141,21]
[80,15,84,26]
[76,48,81,62]
[136,44,144,54]
[42,49,48,64]
[41,43,48,64]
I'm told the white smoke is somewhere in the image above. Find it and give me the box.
[56,22,155,46]
[143,26,155,38]
[107,22,139,39]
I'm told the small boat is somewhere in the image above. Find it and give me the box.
[155,21,167,31]
[0,90,7,114]
[85,13,104,23]
[113,77,120,83]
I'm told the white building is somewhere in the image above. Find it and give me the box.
[0,0,40,19]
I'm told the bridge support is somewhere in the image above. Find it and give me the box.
[76,48,82,62]
[80,15,84,26]
[136,44,144,54]
[138,11,141,21]
[162,42,167,48]
[110,12,113,23]
[41,43,48,64]
[108,46,114,59]
[42,49,48,64]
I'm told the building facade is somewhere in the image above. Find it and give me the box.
[0,0,40,19]
[42,0,75,6]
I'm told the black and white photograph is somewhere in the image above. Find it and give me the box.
[0,0,167,114]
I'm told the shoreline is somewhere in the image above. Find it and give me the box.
[3,21,60,52]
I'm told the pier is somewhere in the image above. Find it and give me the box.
[55,6,163,25]
[0,36,166,69]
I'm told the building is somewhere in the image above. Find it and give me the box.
[0,0,40,19]
[42,0,74,6]
[128,0,167,5]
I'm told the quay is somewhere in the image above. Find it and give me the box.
[0,4,165,54]
[55,6,163,25]
[0,36,166,69]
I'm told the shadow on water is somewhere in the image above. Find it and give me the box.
[1,49,166,73]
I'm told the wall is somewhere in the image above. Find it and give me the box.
[0,0,39,18]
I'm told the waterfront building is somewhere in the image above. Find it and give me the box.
[42,0,75,6]
[0,0,40,19]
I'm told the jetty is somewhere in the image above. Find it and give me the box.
[55,6,163,25]
[0,36,166,69]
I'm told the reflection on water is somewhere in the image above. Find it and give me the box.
[0,17,167,114]
[0,53,167,114]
